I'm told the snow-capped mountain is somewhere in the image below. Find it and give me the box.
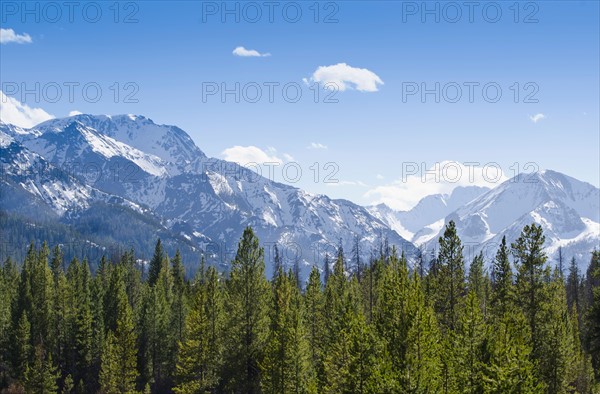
[368,186,489,242]
[1,115,415,278]
[420,171,599,267]
[3,114,597,274]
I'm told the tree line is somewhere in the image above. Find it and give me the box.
[0,221,599,393]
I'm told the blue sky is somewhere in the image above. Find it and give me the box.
[1,0,598,209]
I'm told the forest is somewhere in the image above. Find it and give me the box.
[0,221,599,393]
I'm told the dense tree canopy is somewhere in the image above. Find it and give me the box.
[0,223,598,393]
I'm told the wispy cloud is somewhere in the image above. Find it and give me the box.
[221,145,294,166]
[529,113,546,123]
[0,28,32,44]
[304,63,383,92]
[327,180,368,187]
[0,91,54,128]
[68,110,83,117]
[364,161,507,211]
[307,142,328,150]
[232,46,271,57]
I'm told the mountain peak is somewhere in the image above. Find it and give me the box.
[33,113,206,171]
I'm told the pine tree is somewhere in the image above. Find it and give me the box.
[0,257,19,382]
[262,269,315,393]
[147,239,164,286]
[434,221,466,331]
[174,266,222,393]
[99,276,138,394]
[351,234,362,282]
[304,266,325,380]
[454,290,487,393]
[468,252,486,307]
[13,312,31,380]
[171,250,187,350]
[24,344,58,394]
[491,235,514,318]
[585,250,600,377]
[273,244,283,279]
[402,273,442,393]
[323,253,331,285]
[374,250,409,382]
[483,308,543,393]
[567,257,581,316]
[222,227,270,393]
[148,253,175,391]
[66,257,93,388]
[323,304,392,393]
[536,270,578,394]
[513,223,547,358]
[49,247,69,382]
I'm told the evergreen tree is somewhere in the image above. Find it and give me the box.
[567,257,582,314]
[483,309,543,393]
[147,239,164,286]
[513,223,547,358]
[24,344,58,394]
[491,235,514,318]
[304,267,325,382]
[536,270,578,394]
[586,250,600,377]
[171,250,187,350]
[403,273,442,392]
[374,250,409,382]
[434,221,466,331]
[262,269,315,393]
[13,312,31,380]
[174,266,222,393]
[99,276,138,394]
[323,305,392,393]
[454,290,487,393]
[222,227,270,393]
[323,253,331,285]
[468,252,486,307]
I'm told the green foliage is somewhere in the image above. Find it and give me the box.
[24,344,58,394]
[222,227,270,393]
[1,225,599,393]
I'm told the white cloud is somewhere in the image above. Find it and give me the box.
[376,174,384,180]
[305,63,383,92]
[0,91,54,128]
[68,110,83,116]
[529,113,546,123]
[283,153,295,161]
[0,28,32,44]
[307,142,328,150]
[327,180,368,187]
[222,145,283,165]
[232,46,271,57]
[364,161,508,211]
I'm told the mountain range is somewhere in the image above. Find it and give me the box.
[1,114,598,277]
[0,115,414,277]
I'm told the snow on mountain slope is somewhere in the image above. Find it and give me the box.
[23,121,168,177]
[0,135,144,216]
[368,186,489,242]
[32,114,205,174]
[423,171,600,268]
[1,115,416,278]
